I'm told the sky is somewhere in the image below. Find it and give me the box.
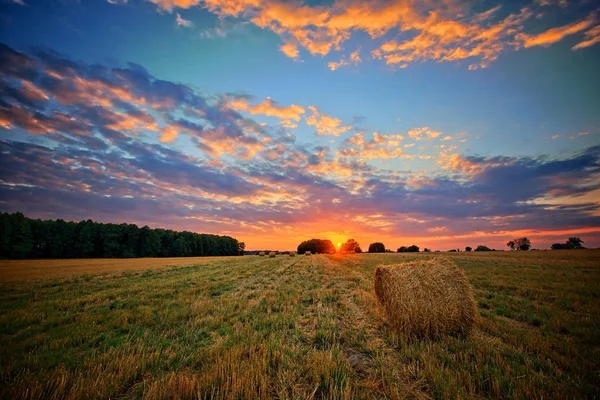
[0,0,599,251]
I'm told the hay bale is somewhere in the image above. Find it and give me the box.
[305,251,312,256]
[374,258,476,338]
[259,251,265,256]
[269,252,276,258]
[289,252,296,257]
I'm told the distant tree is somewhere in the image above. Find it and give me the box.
[566,237,584,249]
[465,246,472,252]
[297,239,335,254]
[448,249,457,252]
[368,242,386,253]
[423,248,431,253]
[474,245,492,252]
[407,245,420,252]
[340,239,360,253]
[397,246,408,253]
[507,237,531,251]
[551,243,567,250]
[355,246,363,253]
[238,241,246,256]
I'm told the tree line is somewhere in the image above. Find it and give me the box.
[0,212,242,259]
[295,236,588,255]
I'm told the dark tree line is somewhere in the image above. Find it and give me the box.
[297,239,336,254]
[0,212,241,259]
[551,237,584,250]
[397,245,420,253]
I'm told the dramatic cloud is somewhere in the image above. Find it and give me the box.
[1,43,599,250]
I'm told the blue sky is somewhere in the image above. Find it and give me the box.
[1,0,599,250]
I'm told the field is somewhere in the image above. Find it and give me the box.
[0,251,599,399]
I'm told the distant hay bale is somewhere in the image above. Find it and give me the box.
[305,251,312,256]
[269,252,276,258]
[289,252,296,257]
[259,251,265,256]
[374,258,476,338]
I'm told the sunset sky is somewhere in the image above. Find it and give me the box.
[1,0,599,251]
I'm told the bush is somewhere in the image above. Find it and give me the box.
[297,239,335,254]
[368,242,385,253]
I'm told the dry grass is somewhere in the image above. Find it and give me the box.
[0,257,224,281]
[0,250,598,399]
[374,258,476,338]
[289,252,296,257]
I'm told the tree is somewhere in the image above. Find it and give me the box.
[551,243,567,250]
[465,246,472,252]
[566,237,584,249]
[474,245,492,252]
[507,237,531,251]
[423,248,431,253]
[340,239,360,253]
[238,241,246,256]
[397,246,408,253]
[368,242,385,253]
[297,239,335,254]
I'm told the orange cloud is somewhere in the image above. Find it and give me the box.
[573,24,600,50]
[229,97,305,121]
[518,15,596,48]
[407,127,442,140]
[339,132,411,159]
[305,106,351,136]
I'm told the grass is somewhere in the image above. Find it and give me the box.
[0,250,599,399]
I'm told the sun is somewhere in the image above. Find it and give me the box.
[337,242,341,248]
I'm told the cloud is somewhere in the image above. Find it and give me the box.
[228,96,305,121]
[338,132,409,159]
[176,13,193,28]
[573,24,600,50]
[305,106,350,136]
[518,14,596,48]
[407,126,442,140]
[328,49,361,71]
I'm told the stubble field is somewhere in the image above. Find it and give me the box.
[0,250,599,399]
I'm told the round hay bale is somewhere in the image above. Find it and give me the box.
[305,251,312,256]
[269,251,276,258]
[258,251,265,256]
[374,258,476,338]
[289,251,296,257]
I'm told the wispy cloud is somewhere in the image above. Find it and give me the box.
[517,14,596,48]
[176,13,193,28]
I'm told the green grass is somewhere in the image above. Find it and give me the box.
[0,251,599,399]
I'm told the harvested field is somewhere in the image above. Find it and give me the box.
[0,250,599,398]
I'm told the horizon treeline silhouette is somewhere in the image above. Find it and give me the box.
[0,212,240,259]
